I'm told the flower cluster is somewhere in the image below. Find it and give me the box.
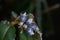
[18,12,40,35]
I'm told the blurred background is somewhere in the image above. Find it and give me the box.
[0,0,60,40]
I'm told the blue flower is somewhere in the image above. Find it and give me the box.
[20,12,27,23]
[26,27,34,35]
[25,23,39,35]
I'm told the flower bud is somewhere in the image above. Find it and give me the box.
[20,12,27,23]
[26,28,34,35]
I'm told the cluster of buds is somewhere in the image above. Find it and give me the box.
[11,11,42,40]
[18,12,41,36]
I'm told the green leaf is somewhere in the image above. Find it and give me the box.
[19,30,27,40]
[19,30,39,40]
[0,21,16,40]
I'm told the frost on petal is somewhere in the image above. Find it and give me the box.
[26,18,33,25]
[23,24,28,29]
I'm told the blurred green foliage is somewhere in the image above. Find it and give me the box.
[0,21,16,40]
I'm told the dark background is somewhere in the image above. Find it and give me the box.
[0,0,60,40]
[43,0,60,40]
